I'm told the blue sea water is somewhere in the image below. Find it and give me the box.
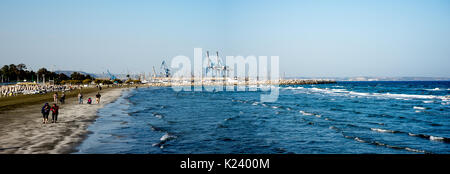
[75,81,450,154]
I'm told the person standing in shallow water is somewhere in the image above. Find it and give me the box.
[51,104,59,123]
[41,103,50,124]
[95,92,101,104]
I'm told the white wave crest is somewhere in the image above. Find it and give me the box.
[160,133,177,141]
[413,106,426,110]
[294,86,447,101]
[371,128,396,133]
[430,136,444,141]
[299,110,314,116]
[354,137,365,143]
[379,93,442,100]
[283,86,304,90]
[331,89,348,93]
[405,147,426,153]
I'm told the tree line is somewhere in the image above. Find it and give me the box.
[0,64,93,84]
[0,64,133,85]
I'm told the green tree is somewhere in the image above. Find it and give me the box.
[102,80,113,84]
[94,79,102,84]
[9,64,19,81]
[69,80,82,85]
[0,65,10,82]
[37,68,51,83]
[85,74,94,80]
[17,63,26,71]
[56,73,70,84]
[82,79,92,84]
[70,72,85,80]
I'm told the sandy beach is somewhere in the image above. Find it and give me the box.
[0,88,124,154]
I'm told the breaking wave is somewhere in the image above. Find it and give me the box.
[152,112,164,119]
[370,128,399,133]
[284,86,447,101]
[425,88,441,91]
[342,134,428,153]
[413,106,426,110]
[152,133,177,149]
[408,133,450,143]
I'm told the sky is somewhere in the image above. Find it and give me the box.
[0,0,449,77]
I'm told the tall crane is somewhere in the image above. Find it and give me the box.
[152,66,157,79]
[206,51,230,79]
[214,51,228,78]
[205,51,213,75]
[107,70,117,80]
[160,60,170,78]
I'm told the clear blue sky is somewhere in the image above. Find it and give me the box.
[0,0,449,77]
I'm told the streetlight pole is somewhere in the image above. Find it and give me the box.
[30,68,33,83]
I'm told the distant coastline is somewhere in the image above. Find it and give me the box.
[285,77,450,81]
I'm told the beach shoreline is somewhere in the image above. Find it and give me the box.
[0,88,124,154]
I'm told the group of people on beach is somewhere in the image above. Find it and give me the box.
[41,103,59,124]
[41,91,102,124]
[53,92,66,104]
[77,92,101,104]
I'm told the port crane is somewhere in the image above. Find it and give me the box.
[205,51,230,79]
[205,51,214,76]
[107,70,117,80]
[213,51,230,78]
[160,60,171,78]
[152,66,157,79]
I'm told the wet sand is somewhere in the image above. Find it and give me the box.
[0,88,124,154]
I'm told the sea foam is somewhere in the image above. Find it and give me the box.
[413,106,426,110]
[371,128,396,133]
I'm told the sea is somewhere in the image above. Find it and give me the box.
[75,81,450,154]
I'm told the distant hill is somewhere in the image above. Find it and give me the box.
[54,70,98,78]
[55,71,136,80]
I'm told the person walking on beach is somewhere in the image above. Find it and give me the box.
[95,92,101,104]
[78,92,83,104]
[51,104,59,123]
[41,103,50,124]
[53,92,58,104]
[60,92,66,104]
